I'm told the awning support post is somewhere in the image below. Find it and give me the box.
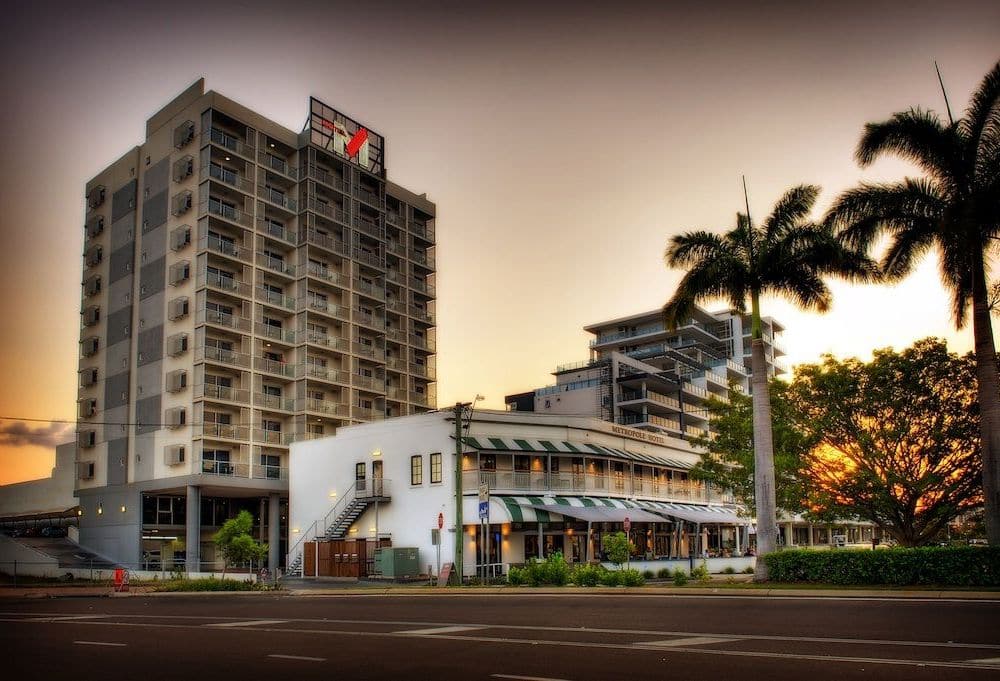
[537,522,543,559]
[586,521,592,563]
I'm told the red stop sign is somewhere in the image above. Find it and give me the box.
[623,516,631,532]
[437,512,444,529]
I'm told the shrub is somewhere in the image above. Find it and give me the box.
[657,567,672,579]
[620,568,645,587]
[603,532,633,568]
[522,552,571,586]
[571,563,605,587]
[152,577,267,592]
[691,561,711,583]
[599,569,623,587]
[642,569,655,579]
[762,547,1000,586]
[672,569,689,586]
[743,566,756,574]
[722,566,736,575]
[507,566,526,586]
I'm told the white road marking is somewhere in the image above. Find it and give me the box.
[267,654,325,662]
[492,675,572,681]
[641,636,735,647]
[398,625,486,635]
[26,615,108,622]
[968,657,1000,664]
[73,640,126,647]
[206,619,287,628]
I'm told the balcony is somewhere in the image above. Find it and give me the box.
[409,278,436,297]
[256,286,296,311]
[257,218,297,246]
[255,322,295,344]
[304,398,349,417]
[306,198,349,225]
[409,364,436,379]
[255,392,295,412]
[352,342,386,361]
[306,297,350,321]
[354,215,384,240]
[385,357,407,372]
[353,248,385,270]
[198,455,249,478]
[255,356,296,378]
[386,240,406,257]
[355,185,382,207]
[258,185,297,212]
[304,363,350,384]
[302,228,350,256]
[384,387,406,402]
[203,128,255,160]
[353,278,385,300]
[198,346,251,368]
[197,308,252,332]
[409,392,431,406]
[461,469,708,503]
[409,335,436,352]
[254,429,294,446]
[410,250,434,269]
[203,199,253,228]
[409,306,435,324]
[303,164,349,194]
[384,327,407,343]
[306,263,343,286]
[410,220,435,242]
[305,332,349,352]
[200,423,250,442]
[196,383,250,404]
[352,406,383,421]
[618,413,682,434]
[354,309,385,330]
[386,212,404,228]
[252,463,288,481]
[199,270,252,298]
[255,251,296,277]
[352,374,385,392]
[258,151,297,180]
[205,164,254,194]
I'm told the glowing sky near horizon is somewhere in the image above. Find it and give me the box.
[0,0,996,484]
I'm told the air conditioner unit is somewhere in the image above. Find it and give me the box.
[172,155,194,182]
[78,399,97,419]
[84,275,102,297]
[165,407,186,428]
[173,120,195,149]
[170,225,192,251]
[85,246,103,267]
[77,461,95,480]
[165,444,186,465]
[81,336,100,357]
[86,215,104,239]
[168,298,190,321]
[77,430,96,448]
[80,367,98,387]
[166,369,188,392]
[87,185,105,210]
[82,306,100,327]
[169,261,191,286]
[171,191,192,216]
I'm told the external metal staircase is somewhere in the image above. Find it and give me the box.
[284,478,391,578]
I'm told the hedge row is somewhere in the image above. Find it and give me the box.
[762,547,1000,586]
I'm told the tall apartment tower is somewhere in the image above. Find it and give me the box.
[75,79,437,572]
[505,306,783,443]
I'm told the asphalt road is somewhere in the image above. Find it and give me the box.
[2,592,999,680]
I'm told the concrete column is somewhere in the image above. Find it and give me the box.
[827,526,833,545]
[268,493,281,574]
[185,485,201,574]
[734,524,741,554]
[786,522,794,547]
[808,523,815,546]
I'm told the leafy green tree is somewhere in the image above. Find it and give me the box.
[696,339,982,547]
[663,184,877,579]
[602,531,632,569]
[689,383,815,518]
[213,510,268,576]
[825,61,1000,543]
[789,339,982,546]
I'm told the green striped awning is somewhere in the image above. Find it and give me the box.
[461,436,693,471]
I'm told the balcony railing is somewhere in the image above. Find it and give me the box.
[200,423,251,441]
[355,186,381,207]
[352,342,386,361]
[410,278,435,296]
[203,199,253,228]
[304,363,350,384]
[255,356,296,378]
[409,364,436,379]
[254,392,295,412]
[306,198,349,224]
[409,392,431,406]
[410,250,434,268]
[409,306,435,324]
[353,374,385,392]
[256,286,296,310]
[355,310,385,330]
[258,185,297,212]
[410,220,435,242]
[204,128,254,159]
[461,469,709,503]
[196,383,250,404]
[255,322,295,344]
[197,308,252,332]
[409,335,436,351]
[252,464,289,481]
[305,332,349,352]
[303,164,349,193]
[199,458,250,478]
[201,233,247,260]
[306,297,349,321]
[255,251,296,277]
[258,151,297,180]
[304,398,349,417]
[306,263,343,286]
[257,218,297,245]
[385,357,407,372]
[199,270,252,297]
[354,216,384,239]
[205,164,254,193]
[302,228,350,256]
[254,429,294,446]
[197,345,251,368]
[353,278,385,300]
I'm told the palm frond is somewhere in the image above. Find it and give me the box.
[826,179,945,255]
[959,60,1000,181]
[663,261,746,329]
[665,230,729,268]
[856,109,962,189]
[762,184,820,241]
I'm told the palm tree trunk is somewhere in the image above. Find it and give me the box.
[971,255,1000,544]
[750,292,779,581]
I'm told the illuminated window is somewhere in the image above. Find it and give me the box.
[430,453,442,484]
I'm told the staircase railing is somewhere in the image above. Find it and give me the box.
[284,478,392,575]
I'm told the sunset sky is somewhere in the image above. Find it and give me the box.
[1,1,997,484]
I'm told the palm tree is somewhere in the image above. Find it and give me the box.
[826,61,1000,543]
[663,184,877,580]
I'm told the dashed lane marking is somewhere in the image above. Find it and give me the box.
[640,636,737,647]
[206,619,288,628]
[26,615,108,622]
[267,654,325,662]
[492,675,573,681]
[398,625,486,635]
[73,641,126,647]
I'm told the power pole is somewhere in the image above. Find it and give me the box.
[453,402,470,583]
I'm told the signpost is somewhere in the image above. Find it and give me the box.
[623,517,631,570]
[433,512,444,579]
[478,484,489,581]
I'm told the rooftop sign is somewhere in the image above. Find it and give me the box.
[307,97,385,176]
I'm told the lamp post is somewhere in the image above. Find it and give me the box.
[452,396,484,585]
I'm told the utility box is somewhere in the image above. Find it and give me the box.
[374,547,420,578]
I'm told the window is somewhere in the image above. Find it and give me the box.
[411,455,423,485]
[260,453,281,479]
[430,452,442,483]
[355,462,366,480]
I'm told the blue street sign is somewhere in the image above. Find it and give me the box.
[478,500,489,521]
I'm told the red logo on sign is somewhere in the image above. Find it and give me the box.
[438,512,444,529]
[345,128,369,158]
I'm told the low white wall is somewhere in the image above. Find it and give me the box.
[604,556,755,575]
